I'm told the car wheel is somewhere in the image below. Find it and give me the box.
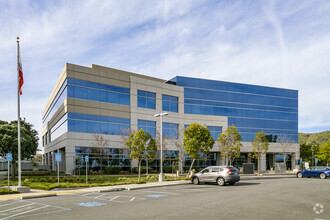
[193,177,200,185]
[217,177,225,186]
[229,182,235,185]
[320,173,326,179]
[297,173,303,178]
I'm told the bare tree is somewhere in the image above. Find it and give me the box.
[172,127,185,174]
[155,130,169,168]
[121,128,135,173]
[90,133,110,171]
[277,135,293,167]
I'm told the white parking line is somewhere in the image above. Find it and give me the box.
[0,203,33,213]
[81,192,97,197]
[0,201,22,207]
[95,194,106,199]
[130,197,135,202]
[142,190,180,195]
[180,188,207,192]
[3,205,48,219]
[109,195,120,201]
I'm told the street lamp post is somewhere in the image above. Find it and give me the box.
[312,148,314,167]
[155,112,168,182]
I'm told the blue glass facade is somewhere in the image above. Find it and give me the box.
[68,113,130,135]
[207,126,222,140]
[138,120,156,138]
[43,78,130,126]
[170,76,298,142]
[67,78,130,106]
[48,112,130,141]
[162,95,178,112]
[163,122,178,139]
[137,90,156,109]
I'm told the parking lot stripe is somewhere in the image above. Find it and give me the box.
[109,195,120,201]
[0,203,33,213]
[0,201,22,207]
[95,194,106,199]
[3,205,48,219]
[142,190,180,195]
[129,197,135,202]
[82,192,96,197]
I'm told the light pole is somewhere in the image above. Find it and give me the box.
[155,112,168,182]
[312,148,314,167]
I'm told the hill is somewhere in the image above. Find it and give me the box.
[298,131,330,145]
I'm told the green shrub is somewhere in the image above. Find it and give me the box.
[145,175,158,182]
[104,167,122,174]
[39,177,47,182]
[0,189,19,195]
[20,170,54,176]
[163,167,173,173]
[132,167,154,174]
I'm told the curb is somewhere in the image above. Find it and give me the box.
[21,193,57,200]
[241,175,296,181]
[126,181,190,191]
[98,188,125,193]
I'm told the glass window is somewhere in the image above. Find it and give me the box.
[207,126,222,140]
[173,76,298,143]
[43,80,68,126]
[67,112,130,136]
[162,95,178,113]
[137,90,156,109]
[163,122,178,139]
[138,120,156,138]
[67,78,130,107]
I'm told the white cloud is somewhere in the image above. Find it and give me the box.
[1,0,330,146]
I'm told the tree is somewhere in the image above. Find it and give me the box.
[155,130,169,170]
[218,125,242,166]
[125,129,157,182]
[0,119,39,178]
[90,133,110,171]
[249,131,269,174]
[183,123,215,177]
[277,135,293,166]
[316,141,330,166]
[172,127,186,174]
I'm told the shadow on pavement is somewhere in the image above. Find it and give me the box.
[234,182,261,186]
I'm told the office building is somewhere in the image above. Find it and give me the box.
[42,63,299,174]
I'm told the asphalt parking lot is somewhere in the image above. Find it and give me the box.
[0,178,329,220]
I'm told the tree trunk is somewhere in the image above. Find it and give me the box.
[138,160,142,182]
[258,157,261,175]
[186,158,196,177]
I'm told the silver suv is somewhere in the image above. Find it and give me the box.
[191,166,240,186]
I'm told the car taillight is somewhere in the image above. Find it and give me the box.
[226,167,231,174]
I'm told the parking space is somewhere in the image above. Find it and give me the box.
[1,179,328,219]
[0,199,69,220]
[0,184,212,219]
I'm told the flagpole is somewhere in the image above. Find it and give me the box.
[17,36,21,187]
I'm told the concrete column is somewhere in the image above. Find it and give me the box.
[260,154,266,173]
[65,148,75,175]
[51,151,55,171]
[291,153,296,171]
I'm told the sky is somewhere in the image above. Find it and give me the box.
[1,0,330,148]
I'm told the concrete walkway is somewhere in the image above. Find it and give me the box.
[0,174,296,200]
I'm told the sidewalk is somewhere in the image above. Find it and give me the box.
[0,174,296,200]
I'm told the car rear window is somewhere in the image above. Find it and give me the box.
[230,167,239,172]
